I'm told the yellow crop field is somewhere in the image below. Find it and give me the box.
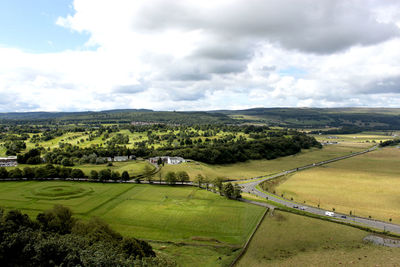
[238,210,400,267]
[275,147,400,223]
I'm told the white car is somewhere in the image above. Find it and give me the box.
[325,211,335,217]
[300,206,307,210]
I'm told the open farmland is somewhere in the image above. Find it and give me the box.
[314,131,395,144]
[273,147,400,223]
[237,210,400,267]
[160,141,372,181]
[0,182,264,245]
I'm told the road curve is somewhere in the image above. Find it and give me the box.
[239,145,400,235]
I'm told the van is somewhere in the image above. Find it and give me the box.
[325,211,334,217]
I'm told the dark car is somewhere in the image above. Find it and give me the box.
[341,215,347,219]
[293,205,299,209]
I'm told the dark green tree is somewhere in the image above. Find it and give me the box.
[90,170,99,180]
[121,171,130,181]
[223,183,234,199]
[177,171,190,184]
[165,171,177,185]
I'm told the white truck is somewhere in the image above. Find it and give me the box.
[325,211,335,217]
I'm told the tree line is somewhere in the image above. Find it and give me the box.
[379,139,400,147]
[0,164,133,182]
[163,171,241,199]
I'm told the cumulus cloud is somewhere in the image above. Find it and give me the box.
[1,0,400,111]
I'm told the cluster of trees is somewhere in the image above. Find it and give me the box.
[5,123,321,166]
[106,133,130,145]
[17,148,42,164]
[0,205,172,266]
[379,139,400,147]
[0,164,132,182]
[89,169,131,182]
[222,182,242,199]
[156,133,321,164]
[3,140,26,155]
[309,126,363,135]
[162,173,241,199]
[164,171,190,184]
[0,165,84,180]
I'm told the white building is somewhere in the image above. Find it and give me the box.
[149,156,185,165]
[0,156,18,167]
[114,156,129,162]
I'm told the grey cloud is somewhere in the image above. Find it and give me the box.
[362,76,400,94]
[160,56,246,82]
[191,39,253,61]
[169,90,206,101]
[113,84,147,94]
[169,73,211,81]
[261,66,276,72]
[132,0,400,54]
[0,94,40,112]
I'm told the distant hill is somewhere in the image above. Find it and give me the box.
[0,109,235,125]
[217,107,400,129]
[1,108,400,129]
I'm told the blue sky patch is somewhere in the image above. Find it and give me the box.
[0,0,88,53]
[278,67,307,78]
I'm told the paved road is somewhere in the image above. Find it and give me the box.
[239,146,400,234]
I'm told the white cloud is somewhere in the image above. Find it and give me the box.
[1,0,400,112]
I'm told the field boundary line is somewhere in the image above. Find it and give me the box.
[82,184,135,216]
[144,239,241,249]
[230,207,269,267]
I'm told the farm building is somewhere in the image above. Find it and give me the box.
[103,155,136,162]
[149,156,185,165]
[0,156,18,167]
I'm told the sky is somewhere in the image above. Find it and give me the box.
[1,0,400,112]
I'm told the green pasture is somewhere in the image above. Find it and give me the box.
[0,182,264,246]
[160,142,371,181]
[275,147,400,223]
[151,242,240,267]
[238,210,400,267]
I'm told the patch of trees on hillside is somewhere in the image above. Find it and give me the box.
[154,132,321,164]
[0,205,172,266]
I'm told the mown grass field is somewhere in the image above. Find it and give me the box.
[274,147,400,223]
[160,141,371,181]
[0,181,264,245]
[238,210,400,267]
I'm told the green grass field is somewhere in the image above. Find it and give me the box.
[237,210,400,267]
[160,141,371,181]
[274,147,400,223]
[0,181,264,246]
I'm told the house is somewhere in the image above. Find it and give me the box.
[167,157,185,165]
[0,156,18,167]
[114,156,129,162]
[101,155,136,162]
[149,156,185,165]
